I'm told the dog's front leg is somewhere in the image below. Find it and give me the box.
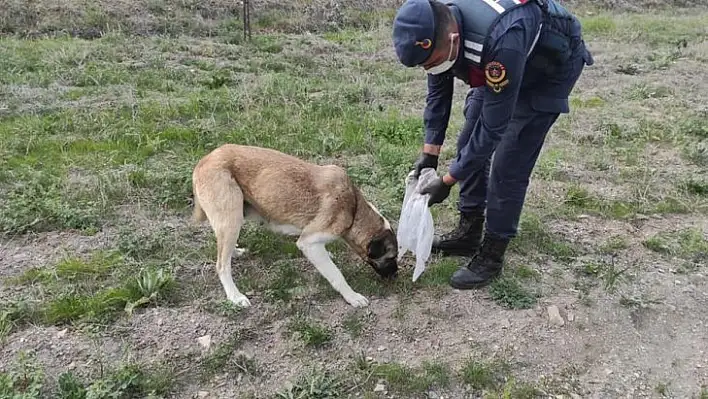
[296,233,369,308]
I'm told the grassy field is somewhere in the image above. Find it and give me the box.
[1,0,707,397]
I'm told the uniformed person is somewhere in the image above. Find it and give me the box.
[392,0,593,289]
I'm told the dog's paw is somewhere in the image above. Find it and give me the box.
[345,292,369,308]
[232,247,248,258]
[229,295,252,308]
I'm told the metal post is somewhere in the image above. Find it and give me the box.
[243,0,252,40]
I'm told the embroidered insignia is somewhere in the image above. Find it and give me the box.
[415,39,432,49]
[485,61,509,93]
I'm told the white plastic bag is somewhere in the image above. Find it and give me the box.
[396,167,437,282]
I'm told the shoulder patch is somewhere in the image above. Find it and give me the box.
[484,61,509,93]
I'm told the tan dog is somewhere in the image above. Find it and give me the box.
[191,144,398,308]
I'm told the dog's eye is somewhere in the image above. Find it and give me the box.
[368,239,385,258]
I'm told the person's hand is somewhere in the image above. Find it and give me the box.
[420,175,455,207]
[413,152,438,179]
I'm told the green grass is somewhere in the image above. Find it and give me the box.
[9,250,120,285]
[489,273,539,310]
[534,147,571,181]
[287,315,334,348]
[362,361,452,394]
[643,228,708,270]
[0,352,44,399]
[573,256,633,300]
[510,212,580,259]
[598,235,631,255]
[276,355,543,398]
[579,12,708,46]
[0,352,176,399]
[562,183,694,220]
[679,178,708,197]
[460,359,503,390]
[0,31,421,236]
[1,251,176,336]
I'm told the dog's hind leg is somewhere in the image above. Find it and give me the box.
[214,217,251,308]
[296,232,369,308]
[196,171,252,308]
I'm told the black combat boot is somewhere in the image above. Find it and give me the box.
[449,232,510,290]
[431,208,485,257]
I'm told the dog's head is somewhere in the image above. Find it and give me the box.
[344,192,399,279]
[365,228,398,279]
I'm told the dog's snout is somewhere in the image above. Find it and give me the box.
[374,258,398,279]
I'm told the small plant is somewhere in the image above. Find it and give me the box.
[511,212,578,258]
[499,377,542,399]
[54,252,118,281]
[353,351,374,372]
[134,268,174,297]
[643,228,708,268]
[679,178,708,197]
[615,63,641,75]
[488,275,537,309]
[264,260,305,303]
[367,362,450,393]
[655,381,670,397]
[514,264,540,280]
[598,235,630,254]
[0,352,44,399]
[36,265,175,325]
[57,372,87,399]
[203,70,232,89]
[124,267,176,315]
[210,300,246,318]
[417,258,462,286]
[564,185,595,208]
[0,312,12,340]
[601,258,630,294]
[677,117,708,139]
[276,368,343,399]
[82,363,175,399]
[419,361,452,390]
[683,141,708,167]
[577,257,630,294]
[460,358,510,391]
[0,302,36,341]
[288,316,333,348]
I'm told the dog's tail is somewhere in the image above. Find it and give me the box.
[192,191,207,224]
